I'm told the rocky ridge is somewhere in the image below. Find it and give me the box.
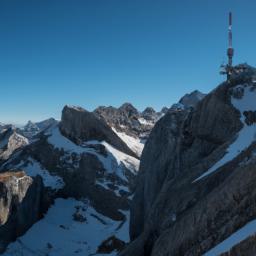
[94,103,166,140]
[0,171,43,253]
[0,128,28,161]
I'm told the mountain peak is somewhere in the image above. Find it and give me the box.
[142,107,156,115]
[178,90,206,108]
[118,103,139,116]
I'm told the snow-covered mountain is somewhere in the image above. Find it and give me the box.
[19,118,58,139]
[0,105,140,255]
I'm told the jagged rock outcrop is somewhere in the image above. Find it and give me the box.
[94,103,166,145]
[0,128,28,161]
[94,103,170,158]
[121,65,256,256]
[94,103,147,138]
[160,107,169,114]
[141,107,158,121]
[0,171,43,252]
[119,103,139,117]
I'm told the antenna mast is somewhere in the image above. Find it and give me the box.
[227,12,234,67]
[220,12,234,79]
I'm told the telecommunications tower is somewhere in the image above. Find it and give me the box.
[220,12,234,80]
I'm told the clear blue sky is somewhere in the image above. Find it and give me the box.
[1,0,256,124]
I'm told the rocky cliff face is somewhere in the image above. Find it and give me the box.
[121,65,256,256]
[60,105,137,158]
[179,90,206,108]
[0,171,44,252]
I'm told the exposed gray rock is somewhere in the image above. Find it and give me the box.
[160,107,169,114]
[179,90,206,108]
[94,103,166,142]
[0,128,28,161]
[119,103,139,117]
[94,104,145,138]
[141,107,157,121]
[0,171,43,252]
[129,109,189,240]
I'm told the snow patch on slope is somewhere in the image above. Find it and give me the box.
[204,219,256,256]
[84,140,139,180]
[47,126,139,182]
[4,198,129,256]
[14,158,64,190]
[138,118,154,126]
[112,128,144,157]
[194,85,256,182]
[47,126,95,154]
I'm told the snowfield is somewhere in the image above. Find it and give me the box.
[3,198,129,256]
[194,84,256,182]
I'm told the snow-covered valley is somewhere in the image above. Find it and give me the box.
[4,198,129,256]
